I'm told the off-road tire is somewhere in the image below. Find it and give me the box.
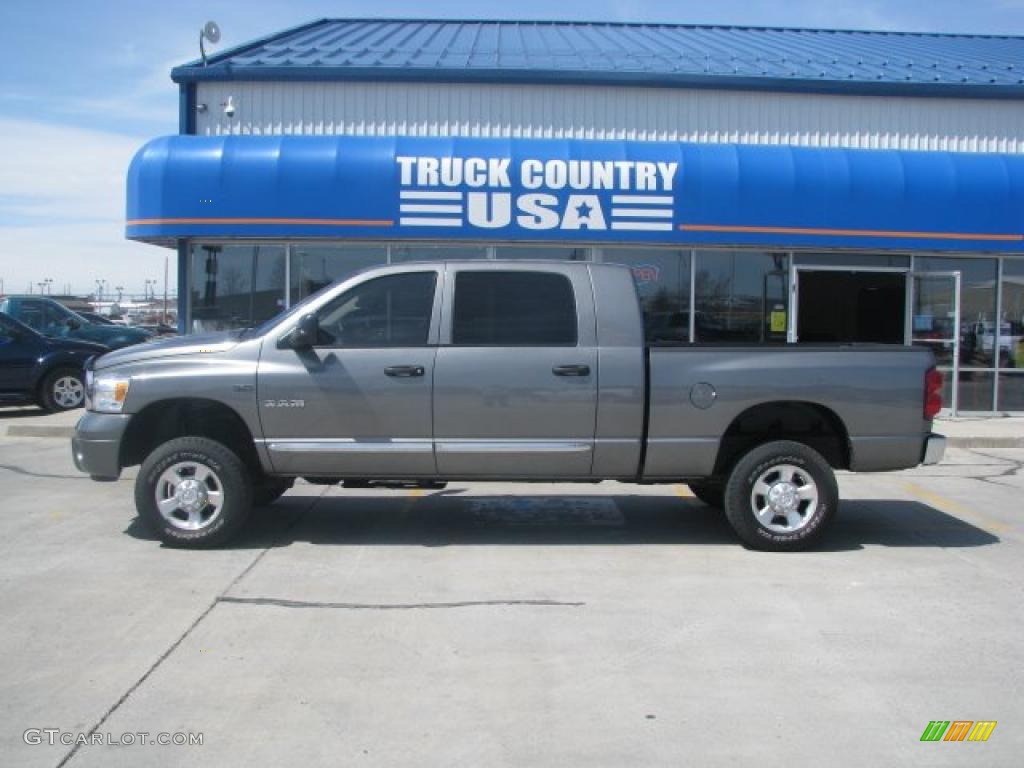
[723,440,838,551]
[135,437,252,548]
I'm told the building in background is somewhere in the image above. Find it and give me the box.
[126,18,1024,414]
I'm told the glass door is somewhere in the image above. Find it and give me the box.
[910,271,961,414]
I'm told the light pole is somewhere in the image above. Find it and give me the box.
[115,285,124,303]
[44,278,53,295]
[95,279,106,302]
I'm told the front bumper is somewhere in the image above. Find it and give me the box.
[922,433,947,465]
[71,412,132,481]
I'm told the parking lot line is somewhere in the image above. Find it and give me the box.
[673,484,693,498]
[899,480,1010,534]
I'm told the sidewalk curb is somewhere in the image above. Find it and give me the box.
[944,437,1024,449]
[5,425,1022,449]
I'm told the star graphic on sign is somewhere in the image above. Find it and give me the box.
[575,200,593,219]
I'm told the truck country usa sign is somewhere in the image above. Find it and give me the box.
[395,156,679,232]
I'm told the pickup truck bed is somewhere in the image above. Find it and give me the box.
[72,260,944,551]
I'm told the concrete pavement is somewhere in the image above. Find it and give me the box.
[0,430,1021,767]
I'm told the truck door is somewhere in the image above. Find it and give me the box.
[433,265,598,477]
[257,268,441,477]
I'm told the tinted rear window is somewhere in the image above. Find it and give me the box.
[452,271,577,346]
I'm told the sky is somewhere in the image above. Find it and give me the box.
[1,0,1023,296]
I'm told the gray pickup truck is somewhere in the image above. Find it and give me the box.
[72,261,945,551]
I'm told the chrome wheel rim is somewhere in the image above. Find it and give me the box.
[155,461,225,531]
[53,376,84,408]
[750,463,819,534]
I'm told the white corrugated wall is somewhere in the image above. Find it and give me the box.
[195,81,1024,153]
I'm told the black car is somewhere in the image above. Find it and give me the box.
[0,296,151,350]
[0,311,108,412]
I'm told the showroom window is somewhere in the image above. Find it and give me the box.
[493,246,589,261]
[190,244,286,333]
[452,271,577,346]
[390,244,489,263]
[915,256,999,412]
[694,250,789,343]
[290,245,388,303]
[603,248,691,343]
[793,253,911,268]
[998,258,1024,411]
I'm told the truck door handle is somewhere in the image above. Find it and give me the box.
[552,364,591,377]
[384,365,425,378]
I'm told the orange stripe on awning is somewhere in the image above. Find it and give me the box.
[127,217,394,227]
[679,223,1023,242]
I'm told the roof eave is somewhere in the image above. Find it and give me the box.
[170,65,1024,100]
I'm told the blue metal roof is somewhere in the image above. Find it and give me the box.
[171,18,1024,98]
[126,135,1024,252]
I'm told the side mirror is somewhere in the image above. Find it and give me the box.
[66,317,82,330]
[286,313,319,349]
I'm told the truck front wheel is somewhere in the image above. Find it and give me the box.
[723,440,838,551]
[134,437,253,548]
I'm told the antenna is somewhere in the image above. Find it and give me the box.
[199,21,221,67]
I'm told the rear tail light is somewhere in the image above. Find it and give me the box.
[924,367,943,420]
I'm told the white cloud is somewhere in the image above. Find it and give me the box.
[0,118,168,295]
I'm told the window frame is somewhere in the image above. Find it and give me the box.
[311,270,440,349]
[448,269,580,348]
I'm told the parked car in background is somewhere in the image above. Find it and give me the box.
[138,322,178,337]
[972,320,1020,365]
[77,310,116,326]
[0,312,108,411]
[0,296,150,350]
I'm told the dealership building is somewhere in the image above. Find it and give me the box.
[127,18,1024,414]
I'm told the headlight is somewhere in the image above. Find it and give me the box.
[88,375,131,413]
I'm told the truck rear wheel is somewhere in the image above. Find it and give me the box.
[134,437,252,548]
[723,440,838,551]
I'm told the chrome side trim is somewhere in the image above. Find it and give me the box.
[435,440,592,454]
[265,439,432,454]
[923,434,947,465]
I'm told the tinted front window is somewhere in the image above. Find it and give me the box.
[452,271,577,346]
[16,302,48,334]
[316,272,436,347]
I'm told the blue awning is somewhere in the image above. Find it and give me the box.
[127,136,1024,252]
